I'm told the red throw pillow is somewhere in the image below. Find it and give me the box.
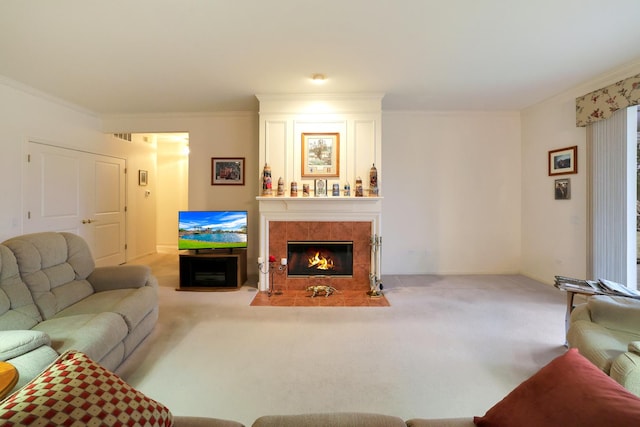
[474,348,640,427]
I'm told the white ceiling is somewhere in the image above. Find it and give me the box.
[1,0,640,115]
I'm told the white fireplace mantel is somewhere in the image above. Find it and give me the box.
[257,196,383,291]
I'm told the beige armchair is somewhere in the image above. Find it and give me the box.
[567,294,640,395]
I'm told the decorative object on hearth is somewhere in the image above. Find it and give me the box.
[314,179,327,197]
[332,183,340,196]
[262,163,272,195]
[343,182,351,196]
[306,285,338,298]
[301,132,340,177]
[277,177,285,196]
[290,181,298,197]
[369,163,378,196]
[303,184,310,197]
[355,177,363,197]
[368,234,383,298]
[257,255,286,296]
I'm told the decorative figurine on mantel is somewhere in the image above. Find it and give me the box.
[369,163,379,196]
[355,177,363,197]
[277,177,285,196]
[290,181,298,197]
[303,184,310,197]
[344,182,351,196]
[262,163,272,196]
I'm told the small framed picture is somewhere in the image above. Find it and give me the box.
[549,146,577,176]
[555,178,570,200]
[314,179,327,197]
[138,170,148,186]
[302,133,340,177]
[212,157,245,185]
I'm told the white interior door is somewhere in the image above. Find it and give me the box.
[25,142,126,266]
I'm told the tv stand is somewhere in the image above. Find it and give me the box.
[178,250,247,291]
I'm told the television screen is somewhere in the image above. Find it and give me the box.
[178,211,247,250]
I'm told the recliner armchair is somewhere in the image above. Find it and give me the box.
[567,294,640,395]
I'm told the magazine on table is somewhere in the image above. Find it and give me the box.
[554,276,603,294]
[598,279,640,298]
[554,275,640,298]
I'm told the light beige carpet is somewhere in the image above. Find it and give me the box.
[120,253,567,426]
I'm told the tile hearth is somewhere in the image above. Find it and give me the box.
[250,290,389,307]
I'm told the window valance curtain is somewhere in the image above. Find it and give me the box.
[575,73,640,127]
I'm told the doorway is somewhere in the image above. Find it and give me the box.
[134,133,189,253]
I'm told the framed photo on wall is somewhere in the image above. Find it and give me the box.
[555,178,570,200]
[211,157,245,185]
[301,132,340,177]
[549,146,577,176]
[138,170,148,186]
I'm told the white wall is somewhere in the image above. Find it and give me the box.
[0,78,157,260]
[381,111,522,274]
[8,60,640,282]
[521,60,640,284]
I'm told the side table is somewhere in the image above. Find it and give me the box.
[0,361,18,400]
[559,287,598,337]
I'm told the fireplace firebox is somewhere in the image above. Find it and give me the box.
[287,241,354,277]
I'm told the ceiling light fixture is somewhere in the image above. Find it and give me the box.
[312,73,326,84]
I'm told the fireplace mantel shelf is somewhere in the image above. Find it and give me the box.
[256,196,383,201]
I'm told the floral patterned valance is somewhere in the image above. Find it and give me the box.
[575,73,640,127]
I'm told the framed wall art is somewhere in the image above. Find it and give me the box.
[211,157,245,185]
[548,146,577,176]
[138,170,148,186]
[555,178,570,200]
[301,132,340,177]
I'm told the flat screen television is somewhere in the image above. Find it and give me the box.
[178,210,247,251]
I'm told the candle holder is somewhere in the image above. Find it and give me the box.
[258,257,287,296]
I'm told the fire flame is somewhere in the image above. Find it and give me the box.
[308,252,334,270]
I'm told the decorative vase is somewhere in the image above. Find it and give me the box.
[277,177,285,196]
[369,163,379,196]
[262,163,272,196]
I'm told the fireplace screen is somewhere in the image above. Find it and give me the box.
[287,241,354,277]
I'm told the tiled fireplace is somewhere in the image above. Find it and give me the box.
[257,197,382,292]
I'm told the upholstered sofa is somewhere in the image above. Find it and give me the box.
[567,294,640,396]
[0,231,158,391]
[5,348,640,426]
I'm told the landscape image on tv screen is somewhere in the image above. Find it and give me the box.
[178,211,247,250]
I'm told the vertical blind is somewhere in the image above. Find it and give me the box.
[588,107,637,286]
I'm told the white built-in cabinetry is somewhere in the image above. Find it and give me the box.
[256,93,384,195]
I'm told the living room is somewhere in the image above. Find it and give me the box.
[2,1,640,425]
[1,3,639,288]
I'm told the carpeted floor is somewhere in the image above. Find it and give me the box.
[121,252,567,426]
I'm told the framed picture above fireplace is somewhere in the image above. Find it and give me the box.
[301,132,340,177]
